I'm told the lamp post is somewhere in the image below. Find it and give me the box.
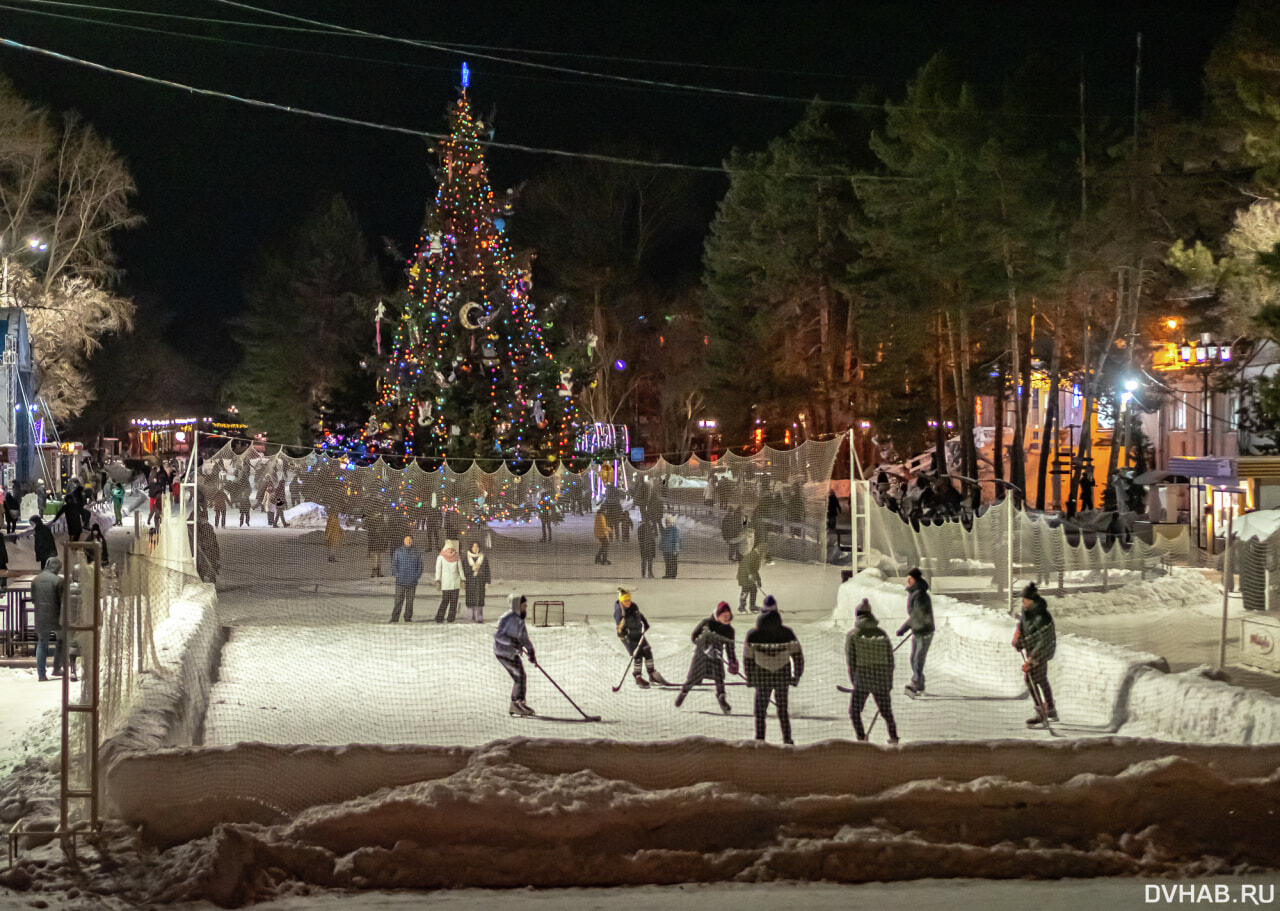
[1177,335,1232,457]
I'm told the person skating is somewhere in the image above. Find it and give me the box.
[494,593,536,716]
[637,517,657,579]
[737,541,763,614]
[86,523,109,567]
[209,483,229,528]
[743,595,803,744]
[675,601,737,713]
[463,540,492,623]
[897,567,935,696]
[32,557,65,681]
[659,515,681,578]
[593,508,612,565]
[54,483,85,542]
[1015,582,1058,726]
[433,538,463,623]
[30,515,56,569]
[613,587,669,686]
[271,479,289,528]
[364,512,386,577]
[846,599,899,744]
[389,535,423,622]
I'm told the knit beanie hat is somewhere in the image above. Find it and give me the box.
[855,598,873,616]
[1021,582,1038,600]
[761,594,778,612]
[617,587,632,605]
[715,601,732,619]
[907,567,924,583]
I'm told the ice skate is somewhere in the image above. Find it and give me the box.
[515,700,536,716]
[717,695,732,714]
[646,665,670,686]
[633,672,650,688]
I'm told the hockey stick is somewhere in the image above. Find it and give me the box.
[610,631,649,692]
[531,656,602,722]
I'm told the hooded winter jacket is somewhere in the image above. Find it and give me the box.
[744,610,803,688]
[614,601,650,642]
[846,613,895,691]
[1015,596,1057,664]
[32,557,64,636]
[494,594,533,659]
[896,577,936,636]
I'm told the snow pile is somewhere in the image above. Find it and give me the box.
[1125,667,1280,745]
[94,738,1280,905]
[100,580,222,775]
[283,501,330,527]
[1236,509,1280,543]
[1030,567,1221,617]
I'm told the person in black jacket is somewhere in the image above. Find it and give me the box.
[637,518,657,579]
[846,599,899,743]
[30,515,56,569]
[897,567,936,695]
[1014,582,1058,726]
[3,487,18,534]
[743,595,804,744]
[613,587,669,687]
[675,601,737,713]
[54,482,85,542]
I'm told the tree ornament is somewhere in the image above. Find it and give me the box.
[558,369,573,397]
[459,301,484,330]
[532,399,546,427]
[374,301,387,354]
[428,232,444,255]
[416,400,433,425]
[586,331,598,358]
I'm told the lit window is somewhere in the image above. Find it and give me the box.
[1173,399,1186,431]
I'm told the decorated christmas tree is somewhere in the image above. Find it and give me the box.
[364,64,578,459]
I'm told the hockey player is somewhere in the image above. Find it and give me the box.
[494,593,536,716]
[613,587,669,687]
[845,599,899,744]
[675,601,738,713]
[743,595,803,744]
[1015,582,1058,726]
[737,541,763,613]
[897,567,935,695]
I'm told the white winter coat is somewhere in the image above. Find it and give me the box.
[435,554,463,591]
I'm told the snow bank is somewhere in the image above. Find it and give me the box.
[108,737,1280,904]
[835,570,1166,722]
[1028,567,1220,617]
[1125,667,1280,745]
[101,580,222,785]
[283,501,329,527]
[1236,509,1280,543]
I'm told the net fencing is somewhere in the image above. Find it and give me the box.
[53,432,1280,838]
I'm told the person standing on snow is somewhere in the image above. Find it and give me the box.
[494,593,536,716]
[54,482,85,542]
[463,539,492,623]
[722,505,745,563]
[209,483,229,528]
[1015,582,1058,727]
[433,538,463,623]
[675,601,737,713]
[897,567,935,696]
[659,515,681,578]
[388,535,423,623]
[743,595,803,744]
[737,540,763,614]
[324,510,343,562]
[36,479,48,517]
[593,507,612,565]
[637,516,657,579]
[846,599,899,744]
[4,486,19,533]
[30,514,56,569]
[111,481,125,527]
[613,587,669,687]
[32,556,65,681]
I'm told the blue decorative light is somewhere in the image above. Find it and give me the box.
[461,62,470,88]
[614,359,627,371]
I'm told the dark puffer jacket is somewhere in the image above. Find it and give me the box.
[896,577,936,636]
[845,613,895,691]
[614,601,650,643]
[1015,595,1057,663]
[744,611,803,688]
[691,615,737,667]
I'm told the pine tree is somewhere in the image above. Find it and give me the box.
[366,68,577,459]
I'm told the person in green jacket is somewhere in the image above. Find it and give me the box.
[112,482,125,525]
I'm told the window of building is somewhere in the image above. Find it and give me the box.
[1173,398,1187,431]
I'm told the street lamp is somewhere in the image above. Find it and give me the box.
[1178,335,1233,456]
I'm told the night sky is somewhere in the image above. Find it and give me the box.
[0,1,1237,375]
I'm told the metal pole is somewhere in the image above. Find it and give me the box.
[848,428,857,571]
[1202,370,1210,457]
[1219,507,1233,671]
[1006,493,1015,615]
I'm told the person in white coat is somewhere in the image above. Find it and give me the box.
[433,538,463,623]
